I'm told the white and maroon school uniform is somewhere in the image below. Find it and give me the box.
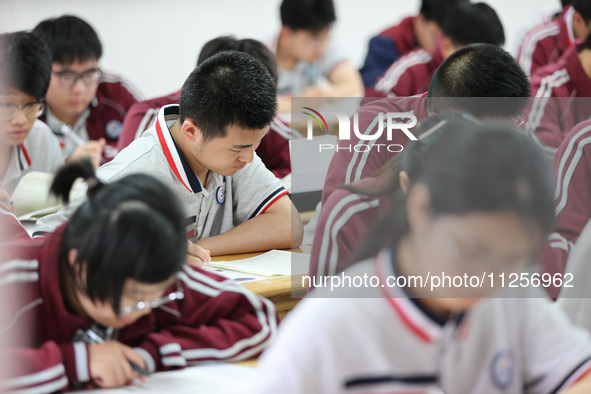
[0,204,29,244]
[368,46,444,98]
[0,120,63,196]
[321,95,428,204]
[524,46,591,156]
[268,33,349,96]
[34,105,288,239]
[41,72,143,162]
[516,5,577,76]
[540,120,591,286]
[0,225,277,393]
[252,250,591,394]
[117,92,293,178]
[309,179,390,287]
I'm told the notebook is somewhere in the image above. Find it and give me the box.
[210,250,310,278]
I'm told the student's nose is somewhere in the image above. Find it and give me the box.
[71,77,87,92]
[239,146,255,164]
[11,108,28,126]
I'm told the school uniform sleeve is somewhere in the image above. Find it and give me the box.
[309,188,379,285]
[231,154,289,223]
[522,297,591,393]
[0,205,30,243]
[130,266,278,372]
[372,48,432,98]
[516,22,560,76]
[540,120,591,282]
[1,342,91,393]
[360,35,401,88]
[319,40,350,80]
[25,120,64,174]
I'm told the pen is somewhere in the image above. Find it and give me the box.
[81,327,150,377]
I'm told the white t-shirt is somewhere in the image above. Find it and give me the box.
[0,120,63,196]
[250,250,591,394]
[270,33,349,96]
[35,105,288,239]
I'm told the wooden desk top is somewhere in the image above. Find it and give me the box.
[211,246,311,319]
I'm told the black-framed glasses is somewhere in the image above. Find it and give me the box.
[53,68,102,89]
[0,101,45,120]
[118,279,185,315]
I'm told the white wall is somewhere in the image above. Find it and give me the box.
[0,0,560,98]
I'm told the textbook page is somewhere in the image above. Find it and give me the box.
[11,172,62,220]
[211,250,310,278]
[69,363,255,394]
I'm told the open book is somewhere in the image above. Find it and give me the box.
[12,171,85,221]
[209,250,310,278]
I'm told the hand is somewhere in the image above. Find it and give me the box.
[0,188,13,212]
[88,341,147,388]
[186,241,211,267]
[67,139,106,170]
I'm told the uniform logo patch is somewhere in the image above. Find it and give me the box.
[490,349,514,390]
[216,182,226,204]
[105,120,123,139]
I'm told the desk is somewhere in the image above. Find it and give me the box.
[211,246,311,320]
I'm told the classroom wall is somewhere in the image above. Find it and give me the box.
[1,0,559,98]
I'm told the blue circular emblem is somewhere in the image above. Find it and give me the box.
[105,120,123,139]
[216,182,226,204]
[490,349,514,390]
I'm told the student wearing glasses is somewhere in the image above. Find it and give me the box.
[33,15,143,168]
[0,160,278,392]
[0,31,63,211]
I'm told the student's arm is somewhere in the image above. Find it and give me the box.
[2,341,91,392]
[195,194,303,255]
[131,267,278,370]
[562,371,591,393]
[322,61,364,98]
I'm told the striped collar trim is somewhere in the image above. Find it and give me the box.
[18,144,31,169]
[374,250,442,343]
[154,105,202,194]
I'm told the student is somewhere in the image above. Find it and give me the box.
[252,128,591,394]
[517,0,591,76]
[369,2,505,98]
[524,31,591,156]
[118,36,293,178]
[310,113,478,286]
[540,119,591,291]
[35,51,303,264]
[0,32,63,202]
[33,15,143,167]
[360,0,466,88]
[272,0,363,113]
[322,43,531,203]
[0,160,277,391]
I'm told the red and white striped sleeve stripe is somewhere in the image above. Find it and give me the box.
[517,22,560,76]
[374,50,431,96]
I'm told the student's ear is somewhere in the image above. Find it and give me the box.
[68,249,78,267]
[440,37,457,59]
[180,119,202,143]
[399,170,411,194]
[406,183,432,233]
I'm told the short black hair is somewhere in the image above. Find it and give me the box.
[52,159,187,312]
[420,0,469,25]
[0,31,52,100]
[578,30,591,51]
[573,0,591,21]
[427,43,531,120]
[197,36,278,84]
[441,2,505,47]
[33,15,102,64]
[180,51,278,141]
[280,0,336,31]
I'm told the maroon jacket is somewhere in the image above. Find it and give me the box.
[367,46,444,98]
[40,73,142,162]
[540,120,591,299]
[0,226,277,392]
[118,92,292,178]
[516,6,576,76]
[524,46,591,156]
[321,94,428,204]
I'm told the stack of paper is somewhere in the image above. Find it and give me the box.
[210,250,310,278]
